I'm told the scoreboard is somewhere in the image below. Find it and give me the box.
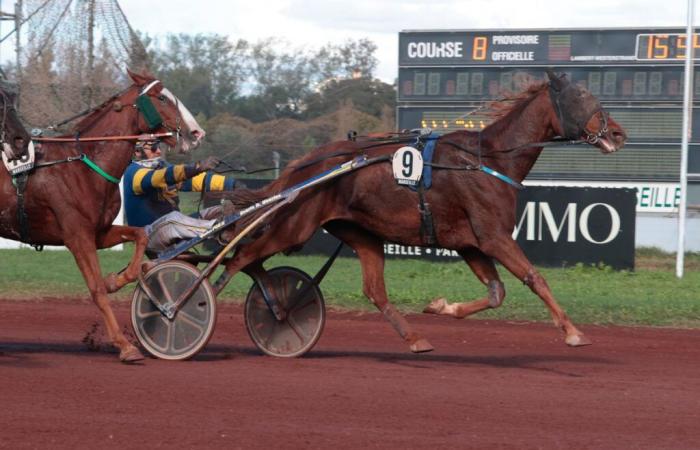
[397,28,700,184]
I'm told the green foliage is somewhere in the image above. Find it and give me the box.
[144,34,395,124]
[304,78,396,119]
[150,33,249,118]
[1,249,699,328]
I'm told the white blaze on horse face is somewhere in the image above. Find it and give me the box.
[161,88,206,151]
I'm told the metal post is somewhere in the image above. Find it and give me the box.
[86,0,94,106]
[677,0,695,278]
[14,0,21,80]
[272,151,280,179]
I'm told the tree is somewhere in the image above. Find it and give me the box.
[244,38,319,121]
[150,34,249,118]
[316,39,378,79]
[304,78,396,120]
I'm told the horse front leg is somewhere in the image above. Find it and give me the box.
[65,234,144,362]
[423,247,506,318]
[95,225,148,293]
[481,237,591,347]
[326,222,433,353]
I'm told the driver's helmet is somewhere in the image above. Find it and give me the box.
[135,139,160,152]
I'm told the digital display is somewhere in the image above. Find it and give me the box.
[636,33,700,60]
[397,28,700,181]
[397,106,700,144]
[398,67,698,102]
[399,28,700,66]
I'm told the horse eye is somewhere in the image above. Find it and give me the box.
[157,95,167,103]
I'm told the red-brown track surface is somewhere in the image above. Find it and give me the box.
[1,298,699,450]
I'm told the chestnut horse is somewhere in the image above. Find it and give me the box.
[0,70,204,362]
[213,70,627,354]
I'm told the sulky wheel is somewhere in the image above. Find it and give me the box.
[245,266,325,358]
[131,261,217,360]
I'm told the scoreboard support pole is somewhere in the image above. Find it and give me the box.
[677,0,695,278]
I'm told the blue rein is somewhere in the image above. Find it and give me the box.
[418,134,524,191]
[479,165,524,190]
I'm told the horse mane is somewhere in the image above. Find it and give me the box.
[71,86,133,134]
[485,81,549,121]
[228,82,552,213]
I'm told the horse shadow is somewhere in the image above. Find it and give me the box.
[0,341,616,378]
[197,343,616,378]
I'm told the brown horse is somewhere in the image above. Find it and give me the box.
[0,70,204,362]
[213,70,627,354]
[0,83,32,161]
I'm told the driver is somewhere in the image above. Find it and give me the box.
[123,139,236,253]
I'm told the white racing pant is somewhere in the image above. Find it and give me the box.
[145,211,217,254]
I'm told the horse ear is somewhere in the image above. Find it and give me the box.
[127,68,152,86]
[126,68,147,86]
[546,68,566,91]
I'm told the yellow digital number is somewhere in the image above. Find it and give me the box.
[472,36,487,61]
[647,34,669,59]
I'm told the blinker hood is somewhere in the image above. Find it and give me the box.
[136,94,164,130]
[547,70,602,140]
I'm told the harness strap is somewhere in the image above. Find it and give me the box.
[12,172,30,243]
[79,154,120,184]
[408,136,438,246]
[9,173,42,250]
[417,182,437,246]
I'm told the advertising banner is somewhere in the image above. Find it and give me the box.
[298,186,637,270]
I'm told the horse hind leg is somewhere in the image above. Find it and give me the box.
[325,222,433,353]
[96,225,148,293]
[424,248,505,318]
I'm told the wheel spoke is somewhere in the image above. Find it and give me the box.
[262,320,279,349]
[156,270,175,304]
[286,316,310,342]
[166,320,176,352]
[179,309,209,329]
[288,294,315,315]
[136,309,163,320]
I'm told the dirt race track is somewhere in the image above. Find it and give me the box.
[1,298,699,450]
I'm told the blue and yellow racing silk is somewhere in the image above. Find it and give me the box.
[123,159,235,227]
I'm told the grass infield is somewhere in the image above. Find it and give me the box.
[1,247,699,327]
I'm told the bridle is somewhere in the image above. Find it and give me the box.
[136,80,182,143]
[582,110,609,145]
[548,77,610,145]
[0,89,33,161]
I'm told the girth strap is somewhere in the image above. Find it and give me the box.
[11,172,41,250]
[417,182,437,246]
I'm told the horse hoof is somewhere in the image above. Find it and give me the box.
[120,346,145,363]
[104,273,119,293]
[410,338,434,353]
[566,334,592,347]
[423,298,446,315]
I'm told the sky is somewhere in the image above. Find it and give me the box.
[0,0,695,82]
[116,0,694,83]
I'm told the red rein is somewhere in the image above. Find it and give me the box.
[32,132,174,143]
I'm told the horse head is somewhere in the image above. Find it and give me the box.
[0,84,32,160]
[546,69,627,154]
[126,69,205,153]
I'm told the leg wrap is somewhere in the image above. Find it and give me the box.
[487,280,505,308]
